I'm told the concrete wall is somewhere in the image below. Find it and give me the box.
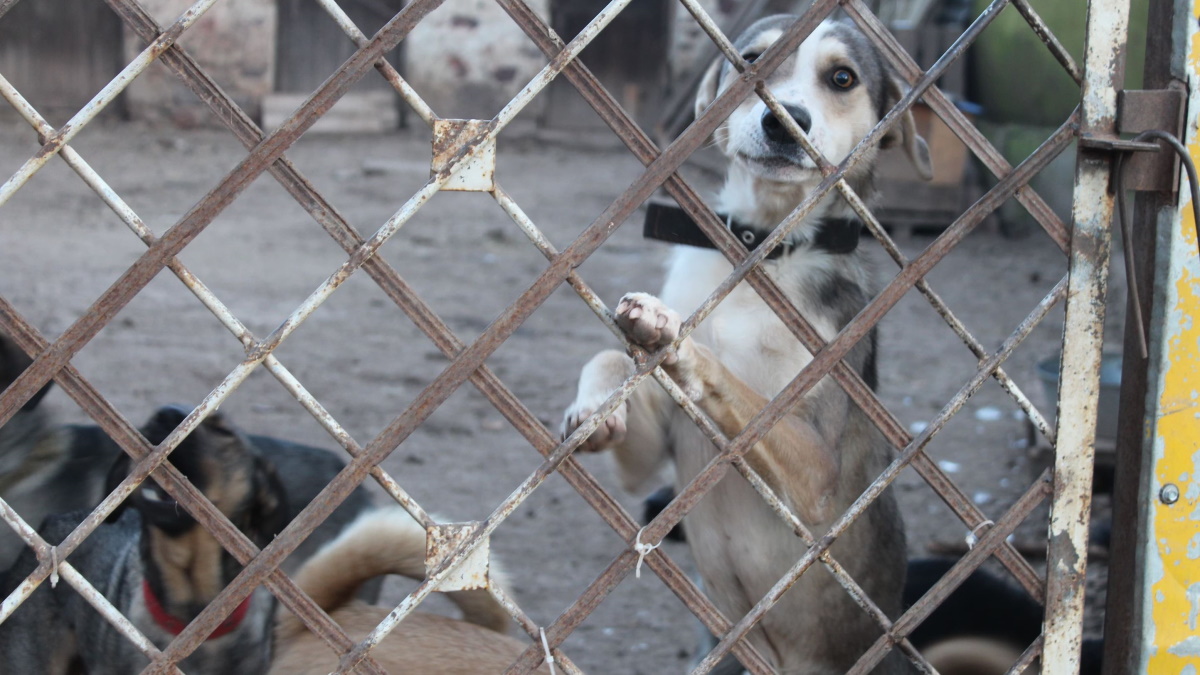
[405,0,551,121]
[124,0,276,127]
[669,0,741,84]
[115,0,741,128]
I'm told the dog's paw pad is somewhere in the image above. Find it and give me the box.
[615,293,681,353]
[561,399,627,452]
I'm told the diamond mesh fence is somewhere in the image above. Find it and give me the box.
[0,0,1124,672]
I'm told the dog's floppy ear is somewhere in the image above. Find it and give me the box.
[693,57,731,153]
[881,74,933,181]
[248,455,289,546]
[693,56,724,121]
[104,452,133,523]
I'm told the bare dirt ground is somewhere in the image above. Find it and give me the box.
[0,121,1122,673]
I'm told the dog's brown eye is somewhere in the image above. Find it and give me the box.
[741,51,761,64]
[830,68,856,89]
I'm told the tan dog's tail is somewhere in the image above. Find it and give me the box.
[279,506,511,640]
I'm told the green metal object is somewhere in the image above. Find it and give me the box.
[971,0,1147,125]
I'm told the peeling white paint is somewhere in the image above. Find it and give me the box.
[1046,1,1124,665]
[1169,636,1200,658]
[1188,583,1200,631]
[1142,437,1167,672]
[1186,449,1200,501]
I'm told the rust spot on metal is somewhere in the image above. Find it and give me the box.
[427,522,490,591]
[430,119,496,191]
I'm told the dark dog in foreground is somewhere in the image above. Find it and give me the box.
[643,497,1106,674]
[905,557,1103,675]
[0,332,380,672]
[0,407,287,674]
[0,332,377,578]
[0,332,81,571]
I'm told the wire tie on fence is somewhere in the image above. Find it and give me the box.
[539,626,558,675]
[965,520,995,550]
[49,546,59,588]
[633,527,659,579]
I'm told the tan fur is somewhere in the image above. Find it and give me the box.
[0,406,286,674]
[921,637,1025,675]
[147,424,258,617]
[272,507,550,675]
[147,526,227,616]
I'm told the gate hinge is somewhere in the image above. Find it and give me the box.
[1079,86,1187,193]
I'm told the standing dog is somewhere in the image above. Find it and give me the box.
[561,15,930,673]
[0,406,289,674]
[270,507,551,675]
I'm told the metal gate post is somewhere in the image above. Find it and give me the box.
[1044,0,1128,670]
[1103,1,1196,673]
[1128,2,1200,671]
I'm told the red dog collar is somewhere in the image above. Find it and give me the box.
[142,579,252,640]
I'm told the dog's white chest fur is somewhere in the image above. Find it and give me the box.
[659,245,839,399]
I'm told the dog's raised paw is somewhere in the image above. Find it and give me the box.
[561,395,627,452]
[615,293,682,358]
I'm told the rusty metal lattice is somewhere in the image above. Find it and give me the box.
[0,0,1123,672]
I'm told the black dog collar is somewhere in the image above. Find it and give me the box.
[642,202,861,258]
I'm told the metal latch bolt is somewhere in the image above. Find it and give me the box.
[1078,87,1186,194]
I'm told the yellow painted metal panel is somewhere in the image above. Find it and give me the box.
[1143,3,1200,671]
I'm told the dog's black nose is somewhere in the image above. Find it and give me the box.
[143,404,191,442]
[761,104,812,145]
[152,404,191,426]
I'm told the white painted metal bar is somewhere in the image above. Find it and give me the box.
[693,275,1069,672]
[0,500,183,673]
[173,0,636,394]
[56,563,182,672]
[675,0,762,78]
[1043,0,1127,667]
[843,0,1072,251]
[838,185,1058,445]
[66,0,640,581]
[0,0,221,208]
[486,583,585,675]
[494,184,934,672]
[109,4,649,668]
[312,0,437,126]
[0,496,51,623]
[1011,0,1084,85]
